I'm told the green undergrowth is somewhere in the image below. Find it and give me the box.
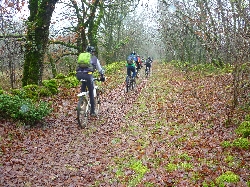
[0,61,126,126]
[221,114,250,149]
[0,94,52,126]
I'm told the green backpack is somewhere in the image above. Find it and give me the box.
[78,52,92,68]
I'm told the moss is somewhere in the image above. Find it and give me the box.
[216,171,240,186]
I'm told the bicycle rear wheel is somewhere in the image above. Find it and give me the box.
[145,67,149,78]
[126,76,130,93]
[131,78,136,91]
[77,96,89,128]
[94,89,100,115]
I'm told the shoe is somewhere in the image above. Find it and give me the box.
[90,112,97,117]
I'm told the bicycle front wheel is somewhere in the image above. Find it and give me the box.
[77,96,89,128]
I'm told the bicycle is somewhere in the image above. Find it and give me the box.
[77,78,101,128]
[125,75,136,93]
[135,64,142,78]
[145,66,150,78]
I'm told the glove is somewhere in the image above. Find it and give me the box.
[100,74,105,82]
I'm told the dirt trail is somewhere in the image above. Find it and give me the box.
[1,62,249,186]
[0,66,150,186]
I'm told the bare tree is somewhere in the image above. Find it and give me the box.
[0,1,25,89]
[158,0,250,113]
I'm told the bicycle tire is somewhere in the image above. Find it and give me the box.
[77,96,89,128]
[94,89,100,115]
[126,76,130,93]
[145,67,149,78]
[131,79,136,91]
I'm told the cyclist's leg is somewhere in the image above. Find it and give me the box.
[87,75,95,114]
[126,66,131,82]
[132,66,136,79]
[127,66,132,76]
[76,71,88,92]
[81,76,88,92]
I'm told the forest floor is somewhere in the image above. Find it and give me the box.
[0,61,249,187]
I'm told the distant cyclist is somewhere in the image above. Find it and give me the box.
[136,54,143,77]
[126,51,137,80]
[145,56,152,74]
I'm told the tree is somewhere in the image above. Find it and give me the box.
[22,0,59,86]
[48,0,141,66]
[98,0,140,64]
[158,0,250,114]
[0,1,26,89]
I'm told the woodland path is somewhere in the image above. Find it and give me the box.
[0,62,249,186]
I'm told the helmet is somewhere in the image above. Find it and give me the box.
[86,46,96,53]
[137,54,140,57]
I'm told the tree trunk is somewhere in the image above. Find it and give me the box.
[22,0,58,86]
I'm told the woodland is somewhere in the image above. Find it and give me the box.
[0,0,250,186]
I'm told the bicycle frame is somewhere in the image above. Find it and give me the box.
[77,78,100,128]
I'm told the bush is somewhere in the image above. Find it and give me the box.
[61,76,79,88]
[67,71,76,77]
[0,87,3,95]
[10,88,28,99]
[23,84,39,100]
[55,73,66,79]
[0,94,52,126]
[232,137,249,149]
[10,85,40,100]
[236,121,250,138]
[104,61,126,74]
[42,79,58,95]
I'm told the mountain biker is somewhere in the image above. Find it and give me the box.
[145,56,152,74]
[126,51,137,80]
[135,54,142,77]
[76,46,105,116]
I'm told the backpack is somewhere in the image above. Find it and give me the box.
[127,55,134,65]
[78,52,92,68]
[146,59,151,66]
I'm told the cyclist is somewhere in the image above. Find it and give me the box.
[136,54,143,77]
[76,46,105,116]
[126,51,137,80]
[145,56,152,74]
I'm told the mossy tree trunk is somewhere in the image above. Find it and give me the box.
[22,0,58,86]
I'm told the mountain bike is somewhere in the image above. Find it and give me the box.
[125,75,136,93]
[77,78,101,128]
[136,64,142,78]
[145,66,150,78]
